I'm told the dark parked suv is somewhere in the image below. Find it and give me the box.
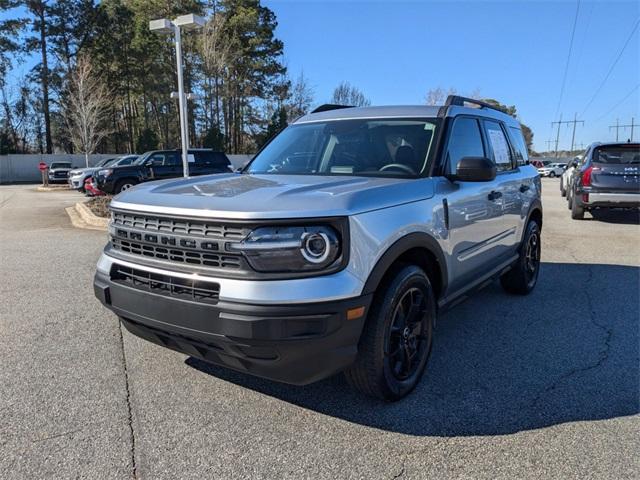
[567,142,639,219]
[95,149,232,194]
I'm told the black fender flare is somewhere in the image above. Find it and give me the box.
[521,199,543,245]
[362,232,448,297]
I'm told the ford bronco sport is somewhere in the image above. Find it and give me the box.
[94,96,542,401]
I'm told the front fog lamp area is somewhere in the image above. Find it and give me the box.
[231,226,340,272]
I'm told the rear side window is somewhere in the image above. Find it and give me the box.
[508,127,529,166]
[193,151,230,168]
[446,117,485,175]
[593,145,640,164]
[484,120,513,172]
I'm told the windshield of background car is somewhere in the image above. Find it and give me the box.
[593,145,640,164]
[133,152,153,165]
[246,118,440,177]
[50,162,71,169]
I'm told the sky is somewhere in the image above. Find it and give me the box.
[2,0,639,152]
[264,0,640,152]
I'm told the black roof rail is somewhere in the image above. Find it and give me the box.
[311,104,355,114]
[444,95,504,114]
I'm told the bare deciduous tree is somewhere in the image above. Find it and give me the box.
[286,70,314,120]
[331,81,370,106]
[63,56,111,167]
[425,87,482,105]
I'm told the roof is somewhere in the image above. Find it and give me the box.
[294,103,520,128]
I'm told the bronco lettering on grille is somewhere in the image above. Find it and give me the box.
[115,228,220,251]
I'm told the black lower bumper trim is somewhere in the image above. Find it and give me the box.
[95,271,372,385]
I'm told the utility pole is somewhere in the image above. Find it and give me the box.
[609,118,621,141]
[552,113,584,158]
[611,118,635,141]
[545,140,555,152]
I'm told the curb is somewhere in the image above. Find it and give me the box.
[75,201,109,229]
[37,185,71,192]
[65,206,106,232]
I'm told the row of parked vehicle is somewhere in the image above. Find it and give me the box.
[559,142,639,220]
[63,149,233,196]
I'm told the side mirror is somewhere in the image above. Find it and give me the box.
[571,160,579,168]
[452,157,496,182]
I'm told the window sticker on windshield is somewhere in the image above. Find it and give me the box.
[488,129,510,165]
[188,154,195,163]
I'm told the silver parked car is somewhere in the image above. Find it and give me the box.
[68,155,138,191]
[94,96,542,400]
[537,162,566,177]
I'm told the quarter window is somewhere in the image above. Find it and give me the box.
[446,118,485,175]
[508,126,529,166]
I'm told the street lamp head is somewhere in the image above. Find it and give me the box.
[149,18,175,34]
[174,14,205,31]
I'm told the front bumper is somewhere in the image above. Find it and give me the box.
[68,177,85,189]
[94,253,371,385]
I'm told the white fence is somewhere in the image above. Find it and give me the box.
[0,153,253,183]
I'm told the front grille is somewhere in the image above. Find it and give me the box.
[112,211,247,240]
[111,265,220,304]
[111,237,243,269]
[109,210,251,274]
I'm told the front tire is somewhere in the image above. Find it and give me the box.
[560,178,566,197]
[115,179,137,194]
[549,171,556,178]
[500,220,541,295]
[344,265,435,401]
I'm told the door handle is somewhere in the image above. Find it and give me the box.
[519,184,530,193]
[488,190,503,201]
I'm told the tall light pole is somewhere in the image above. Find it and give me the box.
[150,14,205,178]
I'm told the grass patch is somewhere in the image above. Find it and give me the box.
[86,196,112,218]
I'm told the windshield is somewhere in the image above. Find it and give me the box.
[593,145,640,164]
[96,158,116,168]
[246,118,440,177]
[50,162,71,169]
[133,151,153,165]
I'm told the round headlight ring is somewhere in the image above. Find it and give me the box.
[301,232,331,264]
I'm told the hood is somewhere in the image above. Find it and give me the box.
[110,173,435,219]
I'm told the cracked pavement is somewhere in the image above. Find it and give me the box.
[1,182,638,479]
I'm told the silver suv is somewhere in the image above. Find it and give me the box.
[94,96,542,401]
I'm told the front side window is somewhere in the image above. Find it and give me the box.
[445,117,485,175]
[246,118,439,177]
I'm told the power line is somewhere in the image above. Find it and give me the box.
[581,18,640,117]
[594,83,640,122]
[554,0,581,119]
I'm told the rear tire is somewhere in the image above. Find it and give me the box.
[567,190,573,209]
[500,220,541,295]
[571,198,585,220]
[560,179,566,197]
[344,265,435,401]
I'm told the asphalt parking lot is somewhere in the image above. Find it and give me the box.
[1,180,638,479]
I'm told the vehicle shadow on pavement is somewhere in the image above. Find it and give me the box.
[589,210,640,225]
[186,262,639,437]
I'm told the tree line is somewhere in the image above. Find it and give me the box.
[0,0,534,157]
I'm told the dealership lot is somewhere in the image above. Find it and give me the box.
[1,181,638,479]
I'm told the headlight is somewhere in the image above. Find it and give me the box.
[98,169,113,177]
[230,225,341,273]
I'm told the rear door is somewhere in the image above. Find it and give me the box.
[590,144,640,192]
[190,151,232,175]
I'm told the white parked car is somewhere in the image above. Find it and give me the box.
[537,162,566,178]
[560,155,582,197]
